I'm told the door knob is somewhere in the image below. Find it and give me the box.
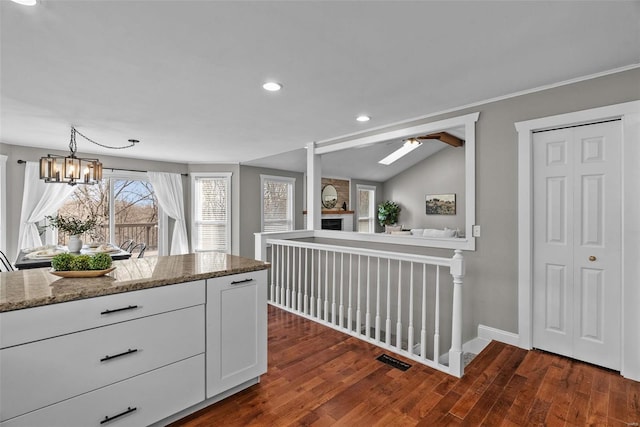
[589,256,596,262]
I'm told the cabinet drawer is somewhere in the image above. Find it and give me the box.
[0,305,204,421]
[0,354,205,427]
[0,280,205,348]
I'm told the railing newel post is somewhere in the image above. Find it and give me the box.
[448,249,465,377]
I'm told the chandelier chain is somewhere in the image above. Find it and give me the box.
[73,127,138,150]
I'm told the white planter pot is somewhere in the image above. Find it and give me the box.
[68,235,83,253]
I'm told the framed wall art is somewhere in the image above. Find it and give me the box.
[425,194,456,215]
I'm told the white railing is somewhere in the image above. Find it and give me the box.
[255,231,465,377]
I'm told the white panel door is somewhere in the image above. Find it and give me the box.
[533,120,621,370]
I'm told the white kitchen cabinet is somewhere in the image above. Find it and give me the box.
[0,263,270,427]
[206,270,268,398]
[1,305,204,421]
[1,355,205,427]
[0,281,206,425]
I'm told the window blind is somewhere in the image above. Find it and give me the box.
[194,175,229,252]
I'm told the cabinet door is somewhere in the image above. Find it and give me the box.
[206,270,267,398]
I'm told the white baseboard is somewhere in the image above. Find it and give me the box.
[478,324,519,347]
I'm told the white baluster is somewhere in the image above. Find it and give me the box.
[375,257,381,343]
[270,245,275,303]
[298,247,303,311]
[339,253,344,329]
[356,255,361,336]
[291,245,296,310]
[276,245,282,304]
[285,245,290,308]
[304,248,309,314]
[348,253,353,332]
[408,262,414,355]
[434,265,440,364]
[332,251,337,325]
[324,251,329,322]
[396,261,403,350]
[421,264,427,359]
[386,258,391,346]
[365,256,371,339]
[310,248,315,317]
[317,250,322,319]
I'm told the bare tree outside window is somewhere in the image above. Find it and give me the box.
[57,179,159,255]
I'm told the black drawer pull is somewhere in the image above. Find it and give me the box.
[100,305,139,315]
[230,278,254,285]
[100,348,138,362]
[100,406,137,424]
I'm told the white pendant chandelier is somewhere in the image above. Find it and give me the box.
[39,127,138,185]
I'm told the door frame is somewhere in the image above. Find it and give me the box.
[515,100,640,380]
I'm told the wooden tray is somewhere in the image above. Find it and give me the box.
[49,267,116,278]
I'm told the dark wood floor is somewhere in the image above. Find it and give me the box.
[172,305,640,426]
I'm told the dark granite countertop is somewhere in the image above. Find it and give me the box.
[0,253,270,313]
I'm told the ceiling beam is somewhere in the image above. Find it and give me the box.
[418,132,464,147]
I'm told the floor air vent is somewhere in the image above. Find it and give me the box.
[376,354,411,371]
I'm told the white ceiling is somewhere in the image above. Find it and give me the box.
[1,1,639,178]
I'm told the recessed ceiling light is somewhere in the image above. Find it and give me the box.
[263,82,282,92]
[11,0,37,5]
[356,115,370,122]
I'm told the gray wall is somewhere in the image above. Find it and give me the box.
[382,145,465,233]
[238,165,305,259]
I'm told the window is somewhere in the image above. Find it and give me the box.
[56,171,164,256]
[191,173,231,253]
[261,175,295,232]
[356,185,376,233]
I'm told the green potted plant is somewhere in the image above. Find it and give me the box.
[377,201,401,231]
[45,214,98,253]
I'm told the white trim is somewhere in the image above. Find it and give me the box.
[516,100,640,381]
[478,324,520,347]
[0,155,6,253]
[316,112,479,154]
[309,112,479,251]
[260,174,296,233]
[190,172,233,254]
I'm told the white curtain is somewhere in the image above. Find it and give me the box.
[16,162,75,258]
[147,171,189,255]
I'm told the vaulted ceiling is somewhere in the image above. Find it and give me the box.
[1,1,638,176]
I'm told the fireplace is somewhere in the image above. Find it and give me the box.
[322,218,343,230]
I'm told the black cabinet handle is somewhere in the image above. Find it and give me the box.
[100,305,139,315]
[100,348,138,362]
[230,278,254,285]
[100,406,137,424]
